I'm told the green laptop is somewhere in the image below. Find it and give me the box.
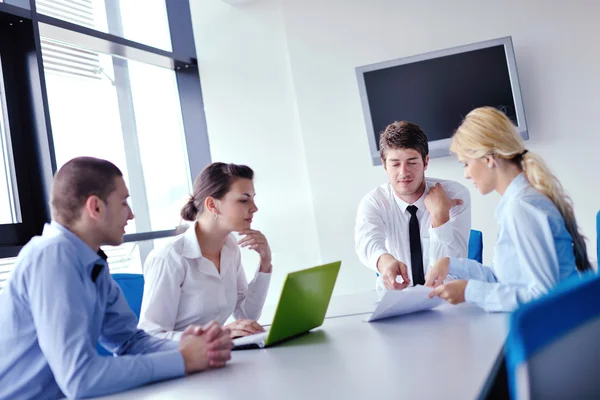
[232,261,341,349]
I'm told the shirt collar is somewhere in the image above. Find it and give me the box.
[44,221,108,277]
[391,180,431,214]
[181,221,203,259]
[495,173,529,219]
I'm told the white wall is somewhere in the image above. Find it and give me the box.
[191,0,600,301]
[190,0,322,306]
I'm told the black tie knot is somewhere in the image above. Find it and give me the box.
[407,205,418,216]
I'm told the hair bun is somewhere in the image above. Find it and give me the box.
[180,197,199,221]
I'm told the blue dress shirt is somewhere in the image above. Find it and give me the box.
[0,222,185,399]
[448,173,579,312]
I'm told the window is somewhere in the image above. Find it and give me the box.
[101,236,173,275]
[42,40,192,236]
[0,236,175,293]
[35,0,172,51]
[0,62,20,225]
[0,1,209,276]
[0,257,16,293]
[102,242,142,274]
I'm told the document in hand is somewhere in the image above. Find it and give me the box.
[367,285,444,322]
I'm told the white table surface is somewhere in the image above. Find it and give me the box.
[98,298,508,400]
[257,290,381,325]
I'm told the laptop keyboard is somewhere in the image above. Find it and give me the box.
[232,330,269,349]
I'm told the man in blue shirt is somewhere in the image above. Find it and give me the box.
[0,157,233,399]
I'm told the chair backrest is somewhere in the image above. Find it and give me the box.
[97,273,145,356]
[596,211,599,269]
[112,273,145,318]
[468,229,483,264]
[505,272,600,399]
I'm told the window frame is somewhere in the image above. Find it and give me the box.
[0,0,210,258]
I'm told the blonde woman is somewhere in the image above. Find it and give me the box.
[425,107,591,312]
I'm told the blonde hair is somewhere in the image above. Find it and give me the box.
[451,107,591,272]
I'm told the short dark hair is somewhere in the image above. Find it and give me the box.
[181,162,254,221]
[379,121,429,163]
[51,157,123,226]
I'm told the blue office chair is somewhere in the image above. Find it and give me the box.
[468,229,483,264]
[596,210,599,269]
[111,273,145,318]
[97,273,145,356]
[505,271,600,399]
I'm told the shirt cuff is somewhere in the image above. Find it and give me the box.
[158,338,181,350]
[369,249,388,272]
[448,257,469,279]
[464,279,486,306]
[248,271,271,305]
[254,271,272,287]
[146,350,185,382]
[429,219,454,243]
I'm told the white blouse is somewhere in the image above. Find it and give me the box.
[138,222,271,340]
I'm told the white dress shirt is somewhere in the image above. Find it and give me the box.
[449,173,579,312]
[138,222,271,340]
[355,177,471,286]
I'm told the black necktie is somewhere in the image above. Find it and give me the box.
[91,250,108,283]
[407,205,425,285]
[91,264,104,283]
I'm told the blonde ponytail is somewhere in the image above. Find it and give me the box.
[451,107,591,272]
[521,152,591,271]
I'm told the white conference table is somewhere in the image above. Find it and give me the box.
[99,292,509,400]
[257,290,382,325]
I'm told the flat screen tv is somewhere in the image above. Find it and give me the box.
[356,36,528,165]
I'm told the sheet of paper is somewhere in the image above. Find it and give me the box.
[367,285,444,322]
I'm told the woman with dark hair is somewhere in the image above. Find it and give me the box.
[138,162,272,339]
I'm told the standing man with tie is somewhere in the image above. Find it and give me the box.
[355,121,471,290]
[0,157,233,400]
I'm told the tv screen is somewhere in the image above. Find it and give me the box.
[356,37,527,164]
